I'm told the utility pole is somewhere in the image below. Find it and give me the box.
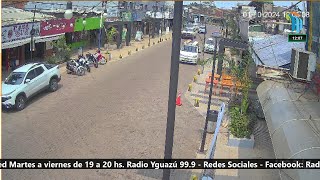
[162,1,183,180]
[161,4,165,41]
[30,5,36,62]
[98,2,105,51]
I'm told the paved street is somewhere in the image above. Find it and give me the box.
[2,32,209,179]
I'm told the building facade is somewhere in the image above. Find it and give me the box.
[1,7,56,75]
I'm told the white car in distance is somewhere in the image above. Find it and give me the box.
[204,38,217,54]
[182,27,196,39]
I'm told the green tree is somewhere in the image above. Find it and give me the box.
[227,51,253,138]
[105,27,118,53]
[51,36,72,63]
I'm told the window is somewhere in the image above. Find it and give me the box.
[4,72,26,85]
[206,40,214,45]
[35,66,44,76]
[183,45,197,53]
[26,69,36,81]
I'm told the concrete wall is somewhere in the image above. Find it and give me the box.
[239,18,249,42]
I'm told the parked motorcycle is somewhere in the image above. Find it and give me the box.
[78,55,91,73]
[66,60,86,76]
[86,53,99,68]
[94,51,107,65]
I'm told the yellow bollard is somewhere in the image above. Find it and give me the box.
[119,54,123,59]
[136,47,139,51]
[191,175,198,180]
[193,75,197,83]
[197,69,201,75]
[194,98,200,107]
[188,84,192,91]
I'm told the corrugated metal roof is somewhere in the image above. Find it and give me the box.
[257,80,320,180]
[2,7,55,26]
[250,34,305,68]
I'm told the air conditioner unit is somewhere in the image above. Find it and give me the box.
[290,48,317,81]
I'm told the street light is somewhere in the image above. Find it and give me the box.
[64,1,73,20]
[199,31,222,153]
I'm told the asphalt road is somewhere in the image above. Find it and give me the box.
[1,28,225,179]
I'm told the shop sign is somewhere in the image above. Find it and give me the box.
[121,12,132,22]
[2,22,40,43]
[74,17,103,32]
[40,18,75,36]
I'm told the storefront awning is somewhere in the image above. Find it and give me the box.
[2,38,31,49]
[2,34,65,50]
[34,33,65,43]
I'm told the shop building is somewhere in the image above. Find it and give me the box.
[1,7,54,75]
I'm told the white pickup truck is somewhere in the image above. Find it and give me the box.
[179,41,200,64]
[2,63,61,111]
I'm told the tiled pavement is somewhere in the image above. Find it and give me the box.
[185,51,279,179]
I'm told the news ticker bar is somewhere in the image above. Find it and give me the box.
[0,159,320,169]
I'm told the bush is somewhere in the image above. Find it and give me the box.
[46,56,58,64]
[229,107,251,138]
[228,50,253,139]
[52,37,71,62]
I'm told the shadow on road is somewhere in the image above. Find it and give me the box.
[2,84,63,113]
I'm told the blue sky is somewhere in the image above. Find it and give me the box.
[184,1,305,10]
